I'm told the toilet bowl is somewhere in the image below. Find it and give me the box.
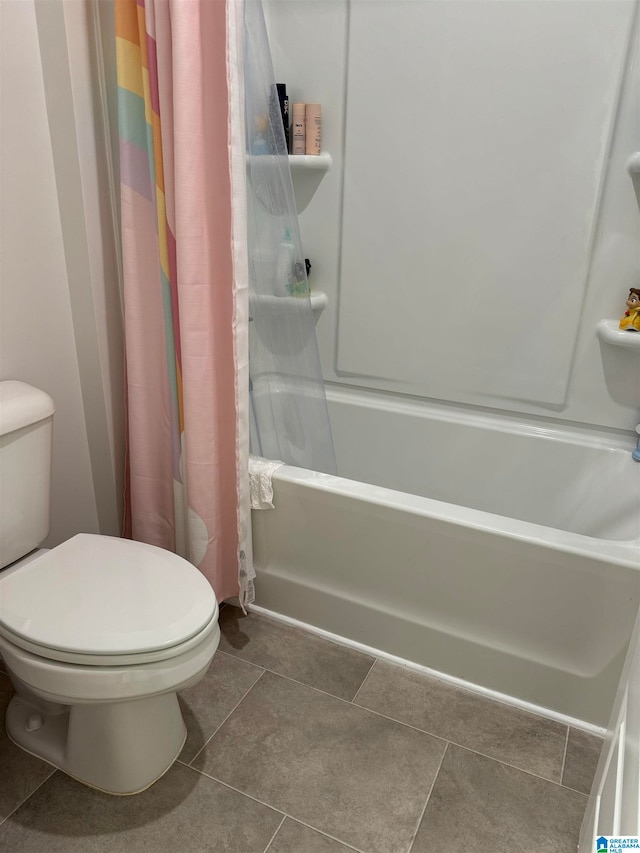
[0,534,220,795]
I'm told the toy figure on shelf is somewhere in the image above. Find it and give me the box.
[619,288,640,331]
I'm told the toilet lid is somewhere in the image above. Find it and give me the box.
[0,534,218,656]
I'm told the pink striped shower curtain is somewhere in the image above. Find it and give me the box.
[115,0,251,604]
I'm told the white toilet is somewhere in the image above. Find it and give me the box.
[0,381,220,794]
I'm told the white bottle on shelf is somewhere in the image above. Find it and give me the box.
[275,229,296,296]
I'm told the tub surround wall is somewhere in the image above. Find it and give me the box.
[265,0,640,434]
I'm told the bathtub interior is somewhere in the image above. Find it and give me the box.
[250,379,639,542]
[327,387,640,542]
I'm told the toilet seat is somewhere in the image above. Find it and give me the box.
[0,614,220,704]
[0,534,218,663]
[0,609,219,667]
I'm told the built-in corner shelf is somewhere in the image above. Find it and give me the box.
[289,152,332,212]
[308,290,329,322]
[597,319,640,349]
[247,152,332,214]
[627,152,640,212]
[288,152,333,173]
[247,152,332,172]
[627,152,640,176]
[250,290,328,325]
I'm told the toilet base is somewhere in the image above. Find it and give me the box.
[6,691,187,795]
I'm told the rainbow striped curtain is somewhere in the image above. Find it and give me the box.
[115,0,251,604]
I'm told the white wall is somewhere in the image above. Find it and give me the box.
[0,0,124,546]
[265,0,640,435]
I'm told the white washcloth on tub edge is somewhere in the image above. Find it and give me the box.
[249,455,285,509]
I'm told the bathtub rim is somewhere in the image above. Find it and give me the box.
[325,384,638,453]
[270,464,640,565]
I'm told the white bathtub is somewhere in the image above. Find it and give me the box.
[252,389,640,728]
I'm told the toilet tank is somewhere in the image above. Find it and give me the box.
[0,381,55,569]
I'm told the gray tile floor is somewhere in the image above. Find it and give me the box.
[0,606,603,853]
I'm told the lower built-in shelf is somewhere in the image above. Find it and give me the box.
[249,290,328,325]
[596,319,640,349]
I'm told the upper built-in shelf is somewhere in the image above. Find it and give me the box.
[288,153,333,172]
[289,153,332,212]
[247,152,332,171]
[627,152,640,213]
[247,152,332,214]
[627,152,640,176]
[597,319,640,349]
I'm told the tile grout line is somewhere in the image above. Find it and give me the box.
[559,725,570,786]
[179,763,367,853]
[451,741,588,796]
[178,760,288,816]
[187,668,266,766]
[406,741,450,853]
[0,767,57,829]
[274,815,366,852]
[221,654,382,709]
[558,781,592,797]
[216,648,266,673]
[249,666,576,791]
[247,666,437,730]
[262,814,287,853]
[350,657,378,704]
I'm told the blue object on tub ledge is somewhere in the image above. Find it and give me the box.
[633,424,640,461]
